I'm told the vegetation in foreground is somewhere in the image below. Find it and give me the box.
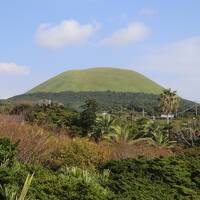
[0,89,199,199]
[0,136,200,199]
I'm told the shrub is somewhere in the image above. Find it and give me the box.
[25,103,79,132]
[0,120,111,168]
[47,138,110,170]
[9,103,32,116]
[102,151,200,199]
[0,122,53,165]
[0,153,112,200]
[1,138,200,199]
[0,138,18,166]
[174,119,200,147]
[110,140,173,160]
[0,173,34,200]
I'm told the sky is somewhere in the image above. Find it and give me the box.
[0,0,200,101]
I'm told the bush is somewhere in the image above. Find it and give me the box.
[0,156,113,200]
[0,120,111,168]
[101,151,200,199]
[0,122,53,165]
[9,103,32,115]
[1,138,200,199]
[25,103,79,132]
[110,140,173,160]
[174,119,200,147]
[0,138,18,166]
[47,138,110,170]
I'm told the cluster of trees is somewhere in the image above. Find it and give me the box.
[9,90,194,115]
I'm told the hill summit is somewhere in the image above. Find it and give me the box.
[28,67,163,94]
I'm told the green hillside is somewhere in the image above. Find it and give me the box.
[28,67,164,94]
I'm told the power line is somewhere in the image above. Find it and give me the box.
[177,103,200,116]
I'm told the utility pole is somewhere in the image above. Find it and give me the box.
[195,103,198,117]
[142,108,145,118]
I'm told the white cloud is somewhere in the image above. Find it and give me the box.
[0,63,30,75]
[36,19,97,49]
[100,22,151,47]
[139,8,156,17]
[136,36,200,101]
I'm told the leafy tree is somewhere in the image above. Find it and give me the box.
[25,103,79,131]
[160,89,179,123]
[80,99,98,136]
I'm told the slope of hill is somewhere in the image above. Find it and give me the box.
[28,67,164,94]
[8,67,195,114]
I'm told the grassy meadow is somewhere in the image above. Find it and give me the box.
[28,68,163,94]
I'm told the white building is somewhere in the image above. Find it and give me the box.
[160,114,175,119]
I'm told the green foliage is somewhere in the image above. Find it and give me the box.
[47,139,109,170]
[0,161,112,200]
[149,127,176,147]
[9,104,32,115]
[104,125,135,144]
[17,173,34,200]
[1,138,200,199]
[25,102,79,131]
[59,166,111,198]
[0,173,34,200]
[91,113,115,142]
[102,151,200,199]
[80,99,98,135]
[9,91,194,115]
[137,120,176,147]
[30,167,113,200]
[0,138,18,166]
[0,102,13,114]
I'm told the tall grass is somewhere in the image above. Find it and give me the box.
[0,115,72,164]
[0,115,174,167]
[0,116,110,167]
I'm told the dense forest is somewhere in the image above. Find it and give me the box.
[8,91,195,115]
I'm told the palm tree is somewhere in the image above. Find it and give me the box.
[91,113,115,142]
[104,125,134,144]
[148,126,176,147]
[97,113,115,134]
[160,89,179,124]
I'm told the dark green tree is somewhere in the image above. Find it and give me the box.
[80,99,98,136]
